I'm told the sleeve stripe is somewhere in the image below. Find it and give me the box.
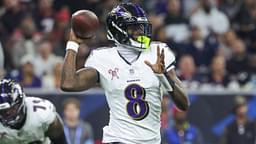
[165,61,176,71]
[96,70,100,83]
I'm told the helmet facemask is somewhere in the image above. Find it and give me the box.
[0,101,26,129]
[125,22,152,51]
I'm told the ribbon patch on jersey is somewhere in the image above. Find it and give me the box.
[108,68,119,80]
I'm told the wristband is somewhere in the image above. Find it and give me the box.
[66,41,79,53]
[156,73,173,91]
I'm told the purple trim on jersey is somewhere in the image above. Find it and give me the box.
[166,61,176,71]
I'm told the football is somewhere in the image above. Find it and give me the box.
[71,10,100,39]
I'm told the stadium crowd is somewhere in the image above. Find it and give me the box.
[1,0,256,91]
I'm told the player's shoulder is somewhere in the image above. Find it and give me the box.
[150,41,174,53]
[25,97,54,107]
[91,46,115,55]
[150,41,169,48]
[25,97,56,124]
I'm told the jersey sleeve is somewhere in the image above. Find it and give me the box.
[84,50,101,70]
[37,99,57,132]
[162,43,176,72]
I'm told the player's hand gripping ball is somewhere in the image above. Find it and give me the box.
[71,10,100,39]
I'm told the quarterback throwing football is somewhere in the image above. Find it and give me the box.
[0,79,67,144]
[61,3,189,144]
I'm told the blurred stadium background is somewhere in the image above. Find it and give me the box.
[0,0,256,143]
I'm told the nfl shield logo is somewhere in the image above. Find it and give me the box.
[129,69,134,75]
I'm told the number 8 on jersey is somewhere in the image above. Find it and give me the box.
[124,84,149,120]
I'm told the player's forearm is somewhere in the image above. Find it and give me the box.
[46,115,68,144]
[168,78,189,111]
[61,50,79,91]
[50,131,67,144]
[165,70,189,111]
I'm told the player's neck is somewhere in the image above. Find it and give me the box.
[116,45,140,63]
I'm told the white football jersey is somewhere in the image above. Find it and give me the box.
[0,97,56,144]
[85,42,176,144]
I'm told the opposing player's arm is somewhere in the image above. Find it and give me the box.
[45,114,67,144]
[61,30,98,92]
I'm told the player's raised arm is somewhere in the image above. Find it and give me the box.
[145,46,189,111]
[61,10,99,92]
[60,30,99,92]
[45,114,68,144]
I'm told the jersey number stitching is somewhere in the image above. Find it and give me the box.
[124,84,149,120]
[32,99,46,112]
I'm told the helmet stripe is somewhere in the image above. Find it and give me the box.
[135,5,144,17]
[134,5,141,17]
